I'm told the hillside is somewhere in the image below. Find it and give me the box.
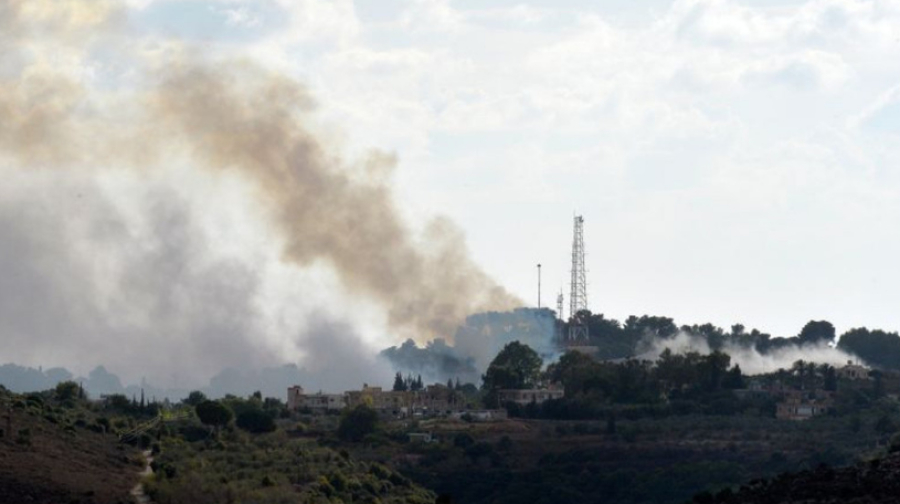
[0,387,143,504]
[697,450,900,503]
[0,384,437,504]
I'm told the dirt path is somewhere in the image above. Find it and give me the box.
[129,450,153,504]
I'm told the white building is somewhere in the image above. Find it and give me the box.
[837,361,870,380]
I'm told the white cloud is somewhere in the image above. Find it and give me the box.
[213,5,262,28]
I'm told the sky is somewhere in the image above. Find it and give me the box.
[3,0,900,388]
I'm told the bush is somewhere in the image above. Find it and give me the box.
[875,414,897,435]
[889,433,900,454]
[15,428,31,446]
[196,400,233,432]
[54,381,81,404]
[465,442,494,460]
[369,463,391,480]
[453,433,475,449]
[26,393,44,408]
[337,405,378,442]
[236,409,276,434]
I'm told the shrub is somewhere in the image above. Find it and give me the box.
[890,433,900,453]
[54,381,81,404]
[330,471,349,491]
[369,463,391,480]
[236,409,276,434]
[196,401,234,432]
[26,393,44,408]
[465,442,494,460]
[337,405,378,442]
[15,428,31,446]
[453,432,474,448]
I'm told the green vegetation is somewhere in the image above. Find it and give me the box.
[338,404,379,442]
[0,383,147,503]
[839,328,900,371]
[195,400,233,433]
[386,403,900,504]
[566,313,900,371]
[483,341,542,391]
[146,429,434,504]
[7,317,900,504]
[482,341,543,407]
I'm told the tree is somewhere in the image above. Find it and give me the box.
[236,408,276,433]
[392,372,407,392]
[838,328,900,371]
[106,394,133,412]
[482,341,542,393]
[798,320,836,346]
[722,365,744,390]
[183,390,207,407]
[337,404,379,442]
[875,413,897,435]
[54,381,81,404]
[546,350,603,396]
[195,400,233,434]
[822,365,838,391]
[697,351,731,392]
[624,315,678,339]
[410,375,424,391]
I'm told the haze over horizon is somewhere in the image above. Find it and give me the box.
[3,0,900,390]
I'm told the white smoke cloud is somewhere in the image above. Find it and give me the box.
[641,331,859,375]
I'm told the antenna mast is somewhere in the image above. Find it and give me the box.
[556,290,564,321]
[568,215,589,340]
[556,289,565,341]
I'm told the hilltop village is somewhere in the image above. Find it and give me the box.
[287,357,892,423]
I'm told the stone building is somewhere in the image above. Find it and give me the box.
[497,386,565,406]
[288,382,488,419]
[837,361,870,380]
[775,389,833,420]
[287,385,346,412]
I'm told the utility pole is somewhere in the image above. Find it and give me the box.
[537,263,542,309]
[556,290,565,342]
[556,290,564,321]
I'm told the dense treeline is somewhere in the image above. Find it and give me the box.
[569,311,900,371]
[838,327,900,371]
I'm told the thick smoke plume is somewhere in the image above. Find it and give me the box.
[0,0,518,389]
[149,63,518,339]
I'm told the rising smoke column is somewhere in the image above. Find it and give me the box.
[0,0,519,386]
[147,62,518,339]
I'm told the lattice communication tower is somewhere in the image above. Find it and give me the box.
[568,215,589,340]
